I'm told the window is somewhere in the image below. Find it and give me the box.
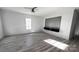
[25,18,31,30]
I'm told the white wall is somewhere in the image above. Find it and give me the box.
[2,10,44,36]
[0,10,4,39]
[31,16,43,32]
[43,8,75,40]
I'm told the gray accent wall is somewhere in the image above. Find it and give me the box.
[0,10,4,39]
[69,9,79,39]
[74,10,79,36]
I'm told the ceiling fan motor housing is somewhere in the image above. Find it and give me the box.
[32,7,37,12]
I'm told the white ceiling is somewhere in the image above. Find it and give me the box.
[0,7,77,17]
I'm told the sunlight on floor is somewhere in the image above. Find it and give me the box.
[44,39,69,50]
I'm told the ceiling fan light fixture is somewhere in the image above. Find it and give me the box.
[32,7,37,12]
[24,7,38,13]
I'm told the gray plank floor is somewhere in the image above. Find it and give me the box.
[0,32,79,52]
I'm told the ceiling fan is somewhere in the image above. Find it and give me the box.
[24,7,38,13]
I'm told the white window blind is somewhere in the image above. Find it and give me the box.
[25,18,31,30]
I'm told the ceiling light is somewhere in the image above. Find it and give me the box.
[24,7,38,13]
